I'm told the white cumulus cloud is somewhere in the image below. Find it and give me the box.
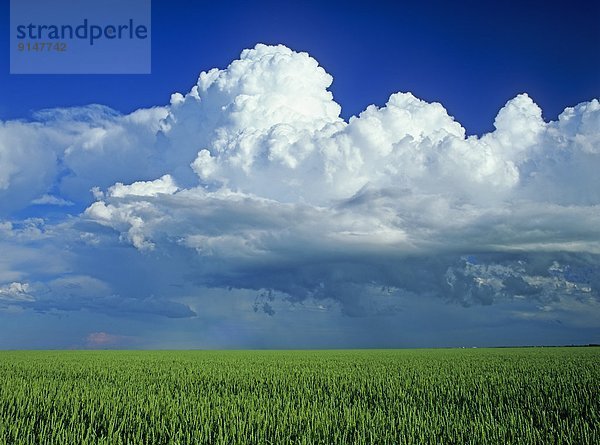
[0,44,599,321]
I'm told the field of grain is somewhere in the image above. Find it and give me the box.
[0,348,598,444]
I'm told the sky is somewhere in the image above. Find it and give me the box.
[0,0,599,349]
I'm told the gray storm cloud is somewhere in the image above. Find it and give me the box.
[1,44,599,321]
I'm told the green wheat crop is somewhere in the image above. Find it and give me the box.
[0,348,598,444]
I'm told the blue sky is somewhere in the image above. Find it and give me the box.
[2,1,599,133]
[0,0,599,349]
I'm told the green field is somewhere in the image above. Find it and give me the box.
[0,348,598,444]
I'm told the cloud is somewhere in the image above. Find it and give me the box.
[106,175,178,199]
[0,104,168,216]
[0,282,34,303]
[0,44,599,323]
[0,120,59,215]
[85,331,132,348]
[8,273,196,319]
[31,194,74,206]
[512,296,600,329]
